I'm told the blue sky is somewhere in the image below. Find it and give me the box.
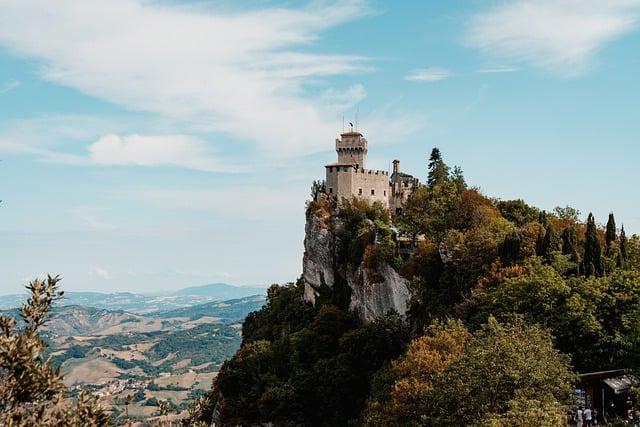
[1,0,639,294]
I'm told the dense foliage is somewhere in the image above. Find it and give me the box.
[192,147,640,426]
[204,283,410,426]
[365,318,575,425]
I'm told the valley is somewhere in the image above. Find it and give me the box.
[1,284,267,423]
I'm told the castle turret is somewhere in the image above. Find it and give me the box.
[335,131,367,169]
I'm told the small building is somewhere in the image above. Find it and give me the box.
[324,129,418,211]
[575,369,639,423]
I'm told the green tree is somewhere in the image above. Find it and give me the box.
[562,226,581,275]
[499,231,522,265]
[427,147,450,188]
[396,182,460,241]
[451,165,467,192]
[495,199,540,227]
[207,283,409,427]
[426,318,576,425]
[606,212,617,249]
[583,213,603,277]
[310,179,326,202]
[554,205,581,222]
[0,276,111,426]
[542,222,560,262]
[621,224,628,262]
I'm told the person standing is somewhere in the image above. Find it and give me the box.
[576,406,584,427]
[584,406,593,427]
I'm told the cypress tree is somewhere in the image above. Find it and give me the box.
[583,213,602,277]
[542,222,560,262]
[500,231,521,265]
[427,147,450,188]
[621,225,628,261]
[606,213,617,249]
[535,227,546,257]
[562,227,580,275]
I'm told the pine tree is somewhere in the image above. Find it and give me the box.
[427,147,450,188]
[606,213,617,249]
[583,213,602,277]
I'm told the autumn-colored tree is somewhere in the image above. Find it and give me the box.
[363,320,470,425]
[0,276,111,426]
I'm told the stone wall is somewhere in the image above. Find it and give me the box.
[351,169,390,208]
[326,166,390,208]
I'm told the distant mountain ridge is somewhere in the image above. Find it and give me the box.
[173,283,266,299]
[1,294,267,337]
[0,282,267,312]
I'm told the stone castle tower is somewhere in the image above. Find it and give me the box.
[324,129,419,211]
[336,130,368,168]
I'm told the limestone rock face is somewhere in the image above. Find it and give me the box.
[302,212,337,302]
[302,212,411,322]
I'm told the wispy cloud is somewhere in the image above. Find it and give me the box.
[0,115,242,172]
[0,79,20,94]
[475,67,518,74]
[466,0,640,76]
[405,67,452,82]
[84,134,235,173]
[0,0,381,157]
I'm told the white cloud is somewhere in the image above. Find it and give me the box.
[86,134,232,172]
[466,0,640,76]
[405,67,452,82]
[0,0,381,157]
[0,79,20,94]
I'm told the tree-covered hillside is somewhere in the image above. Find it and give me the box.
[188,148,640,426]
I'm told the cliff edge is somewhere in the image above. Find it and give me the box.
[302,207,411,322]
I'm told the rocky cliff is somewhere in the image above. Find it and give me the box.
[302,210,411,322]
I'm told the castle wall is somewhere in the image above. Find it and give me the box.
[326,165,354,201]
[326,166,390,208]
[351,169,389,207]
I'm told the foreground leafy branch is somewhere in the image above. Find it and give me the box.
[0,275,111,426]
